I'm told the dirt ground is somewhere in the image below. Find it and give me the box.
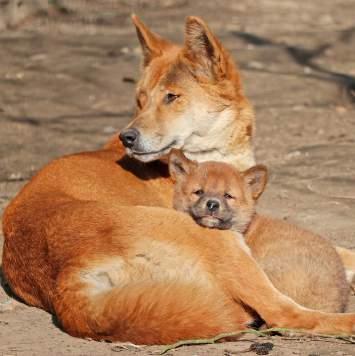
[0,0,355,355]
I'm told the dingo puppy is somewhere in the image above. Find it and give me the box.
[169,150,349,313]
[2,16,355,343]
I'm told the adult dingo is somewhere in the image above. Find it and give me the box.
[2,16,355,344]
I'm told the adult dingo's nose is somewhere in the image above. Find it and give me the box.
[119,128,139,148]
[206,199,220,212]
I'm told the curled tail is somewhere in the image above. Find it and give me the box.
[53,266,248,344]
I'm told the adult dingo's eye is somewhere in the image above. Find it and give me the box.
[224,193,234,200]
[193,189,204,196]
[136,97,143,109]
[136,91,147,109]
[164,93,180,104]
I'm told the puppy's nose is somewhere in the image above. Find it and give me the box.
[119,128,140,148]
[206,199,220,212]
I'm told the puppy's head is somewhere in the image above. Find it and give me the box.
[119,15,254,166]
[169,149,267,233]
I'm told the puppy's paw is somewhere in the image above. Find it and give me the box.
[345,270,355,295]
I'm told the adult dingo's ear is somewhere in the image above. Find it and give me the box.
[243,165,268,200]
[169,149,197,182]
[184,16,228,79]
[131,14,171,66]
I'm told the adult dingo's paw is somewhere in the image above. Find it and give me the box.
[314,314,355,335]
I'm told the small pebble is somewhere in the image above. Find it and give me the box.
[249,342,274,355]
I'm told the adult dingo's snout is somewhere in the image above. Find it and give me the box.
[119,128,140,148]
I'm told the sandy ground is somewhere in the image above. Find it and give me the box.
[0,0,355,355]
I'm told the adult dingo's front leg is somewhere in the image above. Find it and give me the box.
[209,237,355,335]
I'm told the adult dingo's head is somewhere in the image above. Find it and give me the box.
[120,15,255,170]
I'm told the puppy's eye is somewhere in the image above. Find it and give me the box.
[193,189,204,196]
[224,193,234,199]
[164,92,180,104]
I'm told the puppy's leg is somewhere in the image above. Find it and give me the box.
[336,246,355,285]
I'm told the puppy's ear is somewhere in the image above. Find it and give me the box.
[243,165,268,200]
[169,149,197,182]
[131,14,172,67]
[184,16,228,80]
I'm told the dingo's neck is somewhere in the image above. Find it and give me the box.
[183,147,255,171]
[182,107,256,171]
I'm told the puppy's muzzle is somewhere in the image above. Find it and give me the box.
[119,128,140,148]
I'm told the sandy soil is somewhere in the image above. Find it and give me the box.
[0,0,355,355]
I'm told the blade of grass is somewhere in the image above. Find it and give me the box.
[160,328,287,354]
[160,328,355,354]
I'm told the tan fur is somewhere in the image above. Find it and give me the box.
[2,16,355,343]
[169,151,349,313]
[247,216,349,313]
